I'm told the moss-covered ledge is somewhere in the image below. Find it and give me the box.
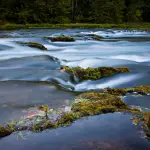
[61,66,130,82]
[45,35,75,42]
[0,90,141,137]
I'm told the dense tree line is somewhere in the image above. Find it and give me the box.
[0,0,150,24]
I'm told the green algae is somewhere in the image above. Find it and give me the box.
[45,35,75,42]
[61,66,130,82]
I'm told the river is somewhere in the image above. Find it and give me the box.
[0,28,150,149]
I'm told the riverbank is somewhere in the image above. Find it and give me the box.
[1,23,150,30]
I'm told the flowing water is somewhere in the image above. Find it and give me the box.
[0,29,150,149]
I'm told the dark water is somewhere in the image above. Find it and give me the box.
[0,29,150,149]
[1,113,150,150]
[122,95,150,112]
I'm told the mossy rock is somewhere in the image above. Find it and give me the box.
[61,66,130,82]
[45,36,75,42]
[133,86,150,94]
[27,42,47,50]
[57,113,76,126]
[71,92,134,116]
[0,89,141,135]
[0,126,13,137]
[104,85,150,96]
[87,34,103,41]
[104,88,128,96]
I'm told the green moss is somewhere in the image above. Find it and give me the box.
[0,126,13,137]
[7,120,17,131]
[62,66,130,82]
[43,122,56,129]
[27,42,47,50]
[104,88,127,96]
[57,113,76,126]
[133,85,150,94]
[17,41,47,50]
[104,85,150,96]
[31,123,43,132]
[45,36,75,42]
[71,92,139,117]
[73,92,129,108]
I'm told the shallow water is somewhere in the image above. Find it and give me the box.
[122,95,150,112]
[0,29,150,149]
[0,81,76,124]
[1,113,150,150]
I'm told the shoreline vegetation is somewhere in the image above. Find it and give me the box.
[0,85,150,138]
[1,23,150,30]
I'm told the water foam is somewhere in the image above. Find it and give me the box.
[110,55,150,62]
[74,73,144,91]
[81,30,150,38]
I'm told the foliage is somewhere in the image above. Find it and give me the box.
[0,0,150,24]
[1,23,150,30]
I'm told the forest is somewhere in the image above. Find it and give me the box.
[0,0,150,24]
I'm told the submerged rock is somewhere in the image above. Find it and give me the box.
[61,66,130,82]
[45,35,75,42]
